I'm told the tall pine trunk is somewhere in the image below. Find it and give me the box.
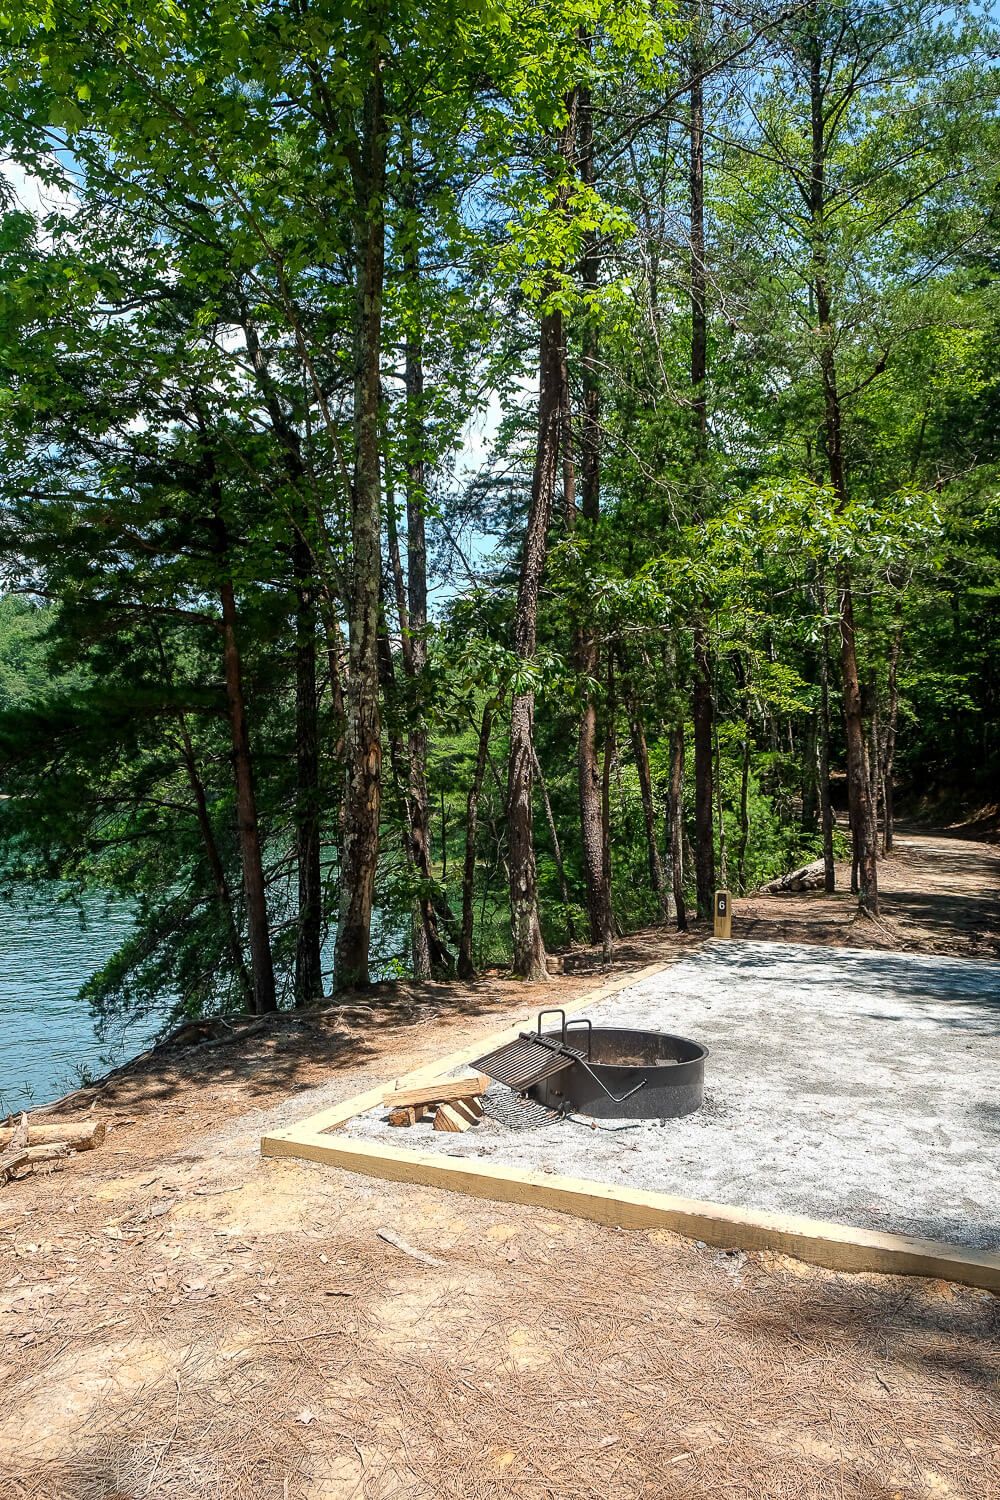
[239,302,323,1003]
[400,137,451,977]
[507,101,578,980]
[507,301,563,980]
[818,577,836,893]
[808,26,878,913]
[293,532,323,1004]
[220,577,277,1015]
[690,19,715,919]
[669,724,688,931]
[335,43,386,987]
[883,616,902,853]
[574,79,615,955]
[458,700,495,980]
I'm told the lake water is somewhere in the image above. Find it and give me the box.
[0,887,168,1114]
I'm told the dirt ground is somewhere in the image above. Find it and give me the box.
[1,830,998,1500]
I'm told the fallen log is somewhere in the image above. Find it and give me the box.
[0,1120,106,1152]
[759,860,826,895]
[0,1149,31,1184]
[0,1141,71,1186]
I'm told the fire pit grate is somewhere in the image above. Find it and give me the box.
[473,1008,590,1092]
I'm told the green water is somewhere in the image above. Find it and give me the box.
[0,888,168,1114]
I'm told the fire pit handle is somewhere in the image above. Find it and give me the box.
[536,1009,568,1042]
[564,1017,593,1060]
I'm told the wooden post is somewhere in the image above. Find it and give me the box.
[713,889,732,939]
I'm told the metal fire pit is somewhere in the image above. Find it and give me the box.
[530,1026,707,1120]
[473,1011,707,1121]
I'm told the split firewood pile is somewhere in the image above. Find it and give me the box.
[382,1073,490,1133]
[0,1114,105,1186]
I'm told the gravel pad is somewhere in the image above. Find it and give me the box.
[345,940,1000,1250]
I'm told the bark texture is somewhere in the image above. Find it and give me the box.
[574,79,616,955]
[335,49,386,988]
[690,27,715,919]
[808,23,878,913]
[458,701,494,981]
[507,303,563,980]
[221,578,277,1015]
[669,723,688,931]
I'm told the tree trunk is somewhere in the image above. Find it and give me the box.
[238,301,323,1003]
[883,617,902,853]
[800,712,819,830]
[151,620,253,1009]
[669,723,688,931]
[335,46,386,988]
[177,708,253,1008]
[458,701,495,980]
[294,543,324,1005]
[600,655,618,957]
[838,569,878,908]
[399,150,451,977]
[808,27,878,913]
[689,26,715,920]
[737,732,751,893]
[627,690,670,919]
[507,247,574,978]
[868,684,882,846]
[574,79,615,956]
[693,624,715,917]
[220,578,277,1015]
[818,583,836,893]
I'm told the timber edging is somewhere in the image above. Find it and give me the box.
[261,958,1000,1294]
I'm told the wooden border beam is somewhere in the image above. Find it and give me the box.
[260,957,1000,1294]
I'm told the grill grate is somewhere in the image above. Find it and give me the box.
[471,1032,583,1092]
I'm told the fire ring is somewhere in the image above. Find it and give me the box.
[473,1010,708,1121]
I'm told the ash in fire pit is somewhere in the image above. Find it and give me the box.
[473,1010,707,1122]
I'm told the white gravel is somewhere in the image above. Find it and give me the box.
[345,940,1000,1250]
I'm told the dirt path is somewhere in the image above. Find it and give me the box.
[1,831,997,1499]
[735,827,1000,960]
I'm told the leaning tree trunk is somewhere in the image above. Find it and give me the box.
[335,46,386,988]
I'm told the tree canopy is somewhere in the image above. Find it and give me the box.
[0,0,996,1019]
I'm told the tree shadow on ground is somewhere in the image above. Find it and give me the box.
[686,939,1000,1033]
[744,1263,999,1396]
[33,927,701,1126]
